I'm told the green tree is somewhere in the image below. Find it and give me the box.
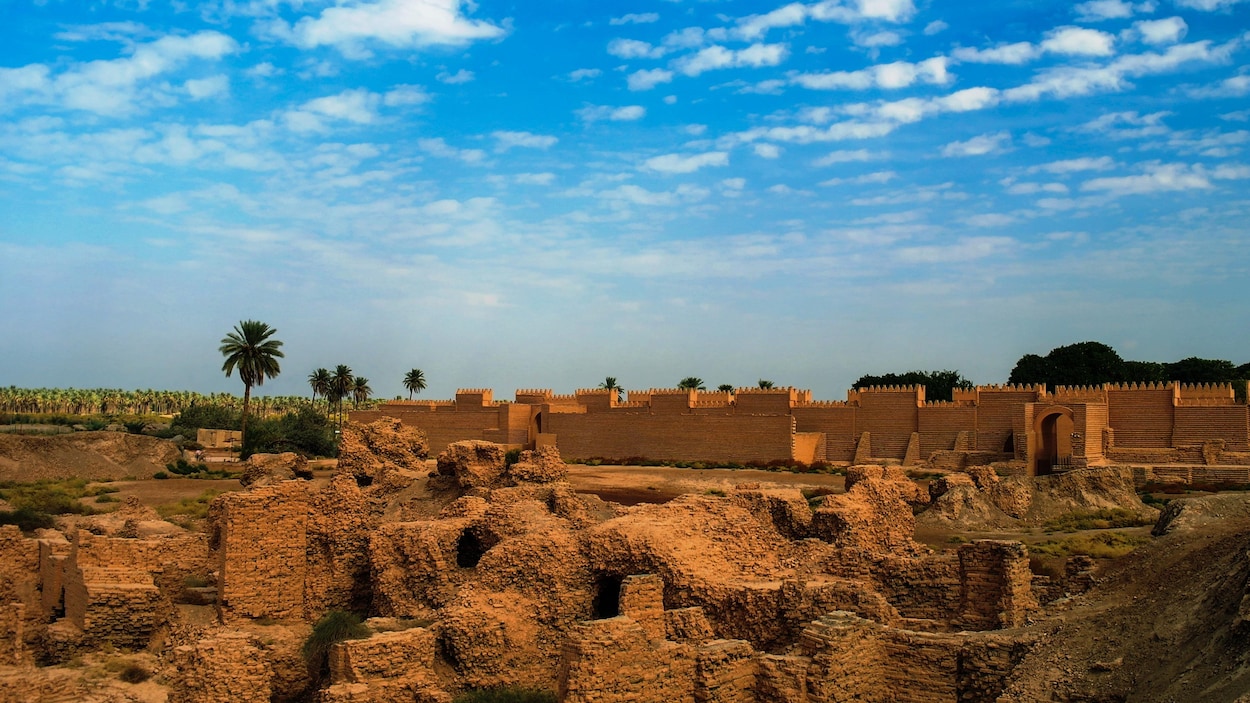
[598,376,623,403]
[403,369,427,400]
[677,377,706,391]
[308,368,332,413]
[1164,357,1238,384]
[219,320,284,446]
[1123,360,1166,383]
[717,384,734,393]
[757,379,775,389]
[853,370,973,403]
[1008,342,1127,388]
[329,365,354,427]
[352,377,373,409]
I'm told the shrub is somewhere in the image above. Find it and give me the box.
[118,664,151,683]
[156,490,223,521]
[1031,531,1148,559]
[453,687,558,703]
[1041,508,1152,533]
[0,507,56,532]
[504,449,522,468]
[302,610,370,678]
[153,472,169,480]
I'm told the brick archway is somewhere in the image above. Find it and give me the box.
[1033,407,1075,475]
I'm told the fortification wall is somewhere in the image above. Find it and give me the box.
[351,407,517,455]
[1107,384,1174,448]
[975,389,1039,454]
[793,406,858,463]
[855,388,920,460]
[734,389,794,415]
[1174,406,1250,450]
[546,414,795,463]
[918,406,978,458]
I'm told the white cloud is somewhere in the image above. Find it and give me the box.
[1187,72,1250,98]
[1074,0,1155,21]
[963,213,1018,227]
[0,31,238,116]
[568,68,602,82]
[437,69,475,84]
[851,29,904,49]
[492,131,557,151]
[791,57,949,90]
[1041,26,1117,56]
[941,132,1011,157]
[1080,110,1171,138]
[1133,17,1187,45]
[185,75,229,100]
[418,137,486,164]
[753,143,782,158]
[818,170,896,186]
[1005,181,1070,194]
[1030,156,1116,174]
[1174,0,1248,10]
[514,172,556,185]
[672,43,789,77]
[853,0,917,23]
[608,38,667,60]
[628,68,674,91]
[382,84,430,107]
[735,4,810,40]
[644,151,729,173]
[951,42,1041,65]
[272,0,505,55]
[577,104,646,122]
[1080,162,1212,195]
[923,20,948,35]
[896,237,1014,264]
[611,13,660,26]
[813,149,874,166]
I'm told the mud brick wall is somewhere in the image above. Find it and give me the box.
[38,534,71,618]
[755,654,809,703]
[1077,404,1109,464]
[168,633,273,703]
[559,617,697,703]
[1174,406,1249,450]
[734,390,794,415]
[351,406,517,455]
[1107,386,1174,448]
[0,603,29,666]
[214,482,309,620]
[547,414,795,463]
[369,517,478,617]
[879,630,960,702]
[917,406,978,458]
[855,390,920,460]
[695,639,757,703]
[64,567,162,648]
[800,613,887,702]
[619,574,665,641]
[958,633,1034,701]
[305,476,373,615]
[956,541,1036,630]
[328,627,436,684]
[870,553,961,625]
[0,526,40,629]
[69,530,209,600]
[793,405,858,463]
[975,390,1038,453]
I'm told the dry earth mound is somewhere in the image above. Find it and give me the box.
[999,510,1250,702]
[918,467,1158,530]
[337,417,429,491]
[1152,492,1250,536]
[0,432,180,481]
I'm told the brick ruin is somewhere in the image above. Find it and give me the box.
[0,412,1093,702]
[351,382,1250,476]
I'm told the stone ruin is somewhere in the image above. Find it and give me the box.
[0,416,1071,701]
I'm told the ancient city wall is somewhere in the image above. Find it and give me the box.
[917,405,978,458]
[546,414,796,463]
[1106,383,1175,449]
[1174,406,1249,451]
[792,405,858,463]
[851,387,921,460]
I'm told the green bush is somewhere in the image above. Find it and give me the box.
[302,610,370,678]
[504,449,522,468]
[153,472,169,480]
[118,664,151,683]
[453,687,558,703]
[1031,531,1148,559]
[156,490,223,521]
[241,406,335,458]
[1042,508,1152,533]
[0,507,56,532]
[0,479,95,515]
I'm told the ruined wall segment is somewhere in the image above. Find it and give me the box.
[213,482,309,620]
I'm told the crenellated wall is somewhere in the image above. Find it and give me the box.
[356,382,1249,470]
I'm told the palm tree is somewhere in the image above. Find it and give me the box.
[308,368,331,409]
[717,384,734,393]
[677,377,706,391]
[758,379,775,389]
[352,377,373,409]
[219,320,284,445]
[330,364,354,426]
[403,369,427,400]
[599,376,623,403]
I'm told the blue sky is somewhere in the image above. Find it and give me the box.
[2,0,1248,401]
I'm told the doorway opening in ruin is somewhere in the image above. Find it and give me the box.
[456,530,485,568]
[1036,409,1074,475]
[591,574,622,619]
[355,474,373,488]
